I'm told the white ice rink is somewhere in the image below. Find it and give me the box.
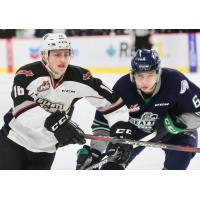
[0,73,200,170]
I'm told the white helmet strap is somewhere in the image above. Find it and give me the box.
[45,62,63,79]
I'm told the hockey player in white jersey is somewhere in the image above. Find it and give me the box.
[0,33,131,169]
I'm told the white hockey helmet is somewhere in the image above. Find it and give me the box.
[40,33,71,60]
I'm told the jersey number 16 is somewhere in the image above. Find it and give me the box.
[14,86,25,98]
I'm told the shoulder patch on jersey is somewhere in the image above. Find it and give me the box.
[16,70,34,77]
[37,81,50,92]
[83,71,92,80]
[180,80,189,94]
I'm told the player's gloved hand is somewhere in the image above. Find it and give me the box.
[163,113,187,134]
[156,113,187,135]
[76,145,103,170]
[110,121,133,139]
[106,142,133,164]
[44,111,86,147]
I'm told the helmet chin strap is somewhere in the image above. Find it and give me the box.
[42,54,71,80]
[45,63,63,79]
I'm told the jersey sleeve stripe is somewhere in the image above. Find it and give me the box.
[13,102,38,118]
[92,127,110,132]
[13,101,36,115]
[98,98,125,115]
[85,96,104,99]
[93,119,110,127]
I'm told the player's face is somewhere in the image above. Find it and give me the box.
[134,71,158,94]
[48,49,71,76]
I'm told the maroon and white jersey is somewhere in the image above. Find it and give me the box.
[2,61,129,153]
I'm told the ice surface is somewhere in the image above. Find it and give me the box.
[0,73,199,170]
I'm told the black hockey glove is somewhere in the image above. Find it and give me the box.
[156,113,187,135]
[44,111,86,147]
[106,142,133,164]
[108,121,133,165]
[76,145,103,170]
[110,121,133,139]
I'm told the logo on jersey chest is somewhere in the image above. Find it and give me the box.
[36,98,64,113]
[129,104,140,112]
[129,112,159,132]
[37,81,50,92]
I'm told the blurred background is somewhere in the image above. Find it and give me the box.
[0,29,200,74]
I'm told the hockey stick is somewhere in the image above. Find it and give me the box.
[83,132,156,170]
[84,134,200,153]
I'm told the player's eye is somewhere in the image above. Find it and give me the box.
[64,53,69,57]
[54,53,61,57]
